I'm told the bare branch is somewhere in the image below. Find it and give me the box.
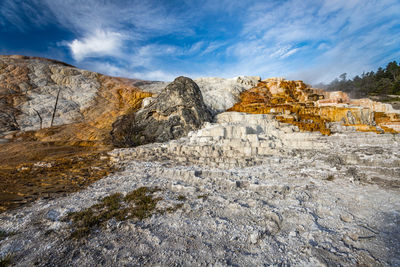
[33,108,42,129]
[50,88,61,127]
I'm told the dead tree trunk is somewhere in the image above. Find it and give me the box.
[50,88,61,127]
[33,108,42,129]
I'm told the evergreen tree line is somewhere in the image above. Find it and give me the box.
[318,61,400,98]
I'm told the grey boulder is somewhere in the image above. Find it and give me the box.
[111,76,212,147]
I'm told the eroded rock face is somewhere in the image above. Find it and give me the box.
[0,55,152,145]
[0,55,99,131]
[136,76,260,114]
[194,76,260,114]
[0,56,153,211]
[111,76,212,147]
[228,77,400,134]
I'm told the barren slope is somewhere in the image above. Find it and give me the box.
[0,112,399,266]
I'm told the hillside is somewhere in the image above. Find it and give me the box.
[321,61,400,107]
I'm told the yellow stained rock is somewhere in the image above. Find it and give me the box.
[228,78,399,134]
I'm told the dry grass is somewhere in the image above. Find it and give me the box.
[66,187,188,239]
[66,187,163,239]
[0,230,16,241]
[326,175,335,181]
[0,140,114,212]
[0,254,12,267]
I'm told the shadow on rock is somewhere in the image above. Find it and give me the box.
[111,76,212,147]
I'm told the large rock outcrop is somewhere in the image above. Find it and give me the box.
[0,55,153,211]
[136,76,260,114]
[0,55,151,145]
[111,76,212,147]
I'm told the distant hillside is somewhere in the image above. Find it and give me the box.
[318,60,400,99]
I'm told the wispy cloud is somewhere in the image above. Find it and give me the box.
[200,41,227,56]
[1,0,399,82]
[36,0,180,35]
[68,30,125,61]
[270,46,300,59]
[224,0,400,83]
[0,0,50,31]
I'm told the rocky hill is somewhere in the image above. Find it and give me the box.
[0,56,399,266]
[0,55,152,145]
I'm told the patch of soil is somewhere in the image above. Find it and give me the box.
[0,140,115,212]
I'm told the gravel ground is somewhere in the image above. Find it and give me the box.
[0,142,399,266]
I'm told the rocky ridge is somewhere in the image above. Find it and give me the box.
[137,76,260,114]
[0,55,151,144]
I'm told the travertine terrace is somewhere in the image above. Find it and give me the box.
[229,77,400,135]
[0,57,399,266]
[1,110,399,265]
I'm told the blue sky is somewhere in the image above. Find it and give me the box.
[1,0,400,84]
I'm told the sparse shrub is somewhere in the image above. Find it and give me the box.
[326,175,335,181]
[0,254,13,267]
[197,194,208,199]
[66,187,183,239]
[177,195,186,201]
[0,230,16,241]
[166,203,183,213]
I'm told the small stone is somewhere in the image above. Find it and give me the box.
[340,214,353,223]
[348,233,359,241]
[249,231,260,244]
[46,210,60,221]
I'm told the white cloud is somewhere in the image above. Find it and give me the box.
[131,70,176,81]
[281,48,299,59]
[188,41,204,54]
[222,0,400,84]
[68,30,124,61]
[2,0,399,84]
[270,46,299,59]
[200,41,227,55]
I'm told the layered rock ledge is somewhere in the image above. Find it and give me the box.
[1,110,399,266]
[228,77,400,134]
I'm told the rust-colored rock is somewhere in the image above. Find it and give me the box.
[0,55,152,212]
[0,55,152,145]
[228,77,400,134]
